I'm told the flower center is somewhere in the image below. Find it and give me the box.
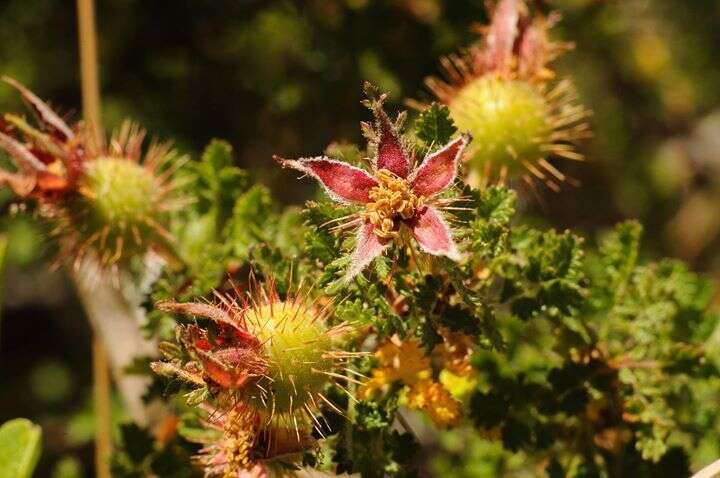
[364,169,423,240]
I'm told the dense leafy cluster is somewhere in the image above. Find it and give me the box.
[101,100,720,477]
[2,1,720,476]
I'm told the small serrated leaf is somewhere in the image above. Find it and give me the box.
[415,103,457,147]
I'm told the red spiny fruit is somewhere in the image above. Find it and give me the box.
[152,277,362,468]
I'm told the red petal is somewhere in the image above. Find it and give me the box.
[374,108,411,178]
[0,131,48,172]
[37,172,69,192]
[2,76,74,141]
[411,134,470,197]
[345,222,388,281]
[476,0,520,76]
[201,359,252,389]
[410,206,461,261]
[157,301,246,333]
[518,19,549,79]
[279,157,378,204]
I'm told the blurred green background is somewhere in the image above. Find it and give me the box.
[1,0,719,476]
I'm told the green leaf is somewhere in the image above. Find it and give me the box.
[192,139,249,220]
[0,418,42,478]
[414,103,457,147]
[595,220,643,304]
[51,456,82,478]
[223,184,275,256]
[201,138,234,172]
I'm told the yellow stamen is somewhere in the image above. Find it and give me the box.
[363,169,424,240]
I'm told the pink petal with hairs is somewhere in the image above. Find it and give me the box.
[239,464,268,478]
[2,76,74,141]
[375,108,411,178]
[0,131,48,172]
[280,157,378,204]
[479,0,520,75]
[0,169,36,197]
[411,206,461,261]
[345,222,388,281]
[518,19,548,78]
[411,134,470,197]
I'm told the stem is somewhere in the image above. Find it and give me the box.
[76,0,101,137]
[92,338,112,478]
[693,459,720,478]
[75,1,111,477]
[71,259,157,422]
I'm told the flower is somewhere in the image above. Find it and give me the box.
[359,336,462,428]
[191,403,314,477]
[359,335,431,397]
[152,277,362,446]
[277,87,470,280]
[0,77,183,268]
[422,0,590,190]
[406,379,461,428]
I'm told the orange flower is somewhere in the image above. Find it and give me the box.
[360,336,462,427]
[359,336,430,398]
[406,379,461,427]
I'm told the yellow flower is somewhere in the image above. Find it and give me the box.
[432,328,475,377]
[359,336,430,398]
[360,336,463,427]
[406,379,461,428]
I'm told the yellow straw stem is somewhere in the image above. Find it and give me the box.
[76,1,112,477]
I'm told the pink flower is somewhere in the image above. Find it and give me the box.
[278,94,470,281]
[472,0,568,83]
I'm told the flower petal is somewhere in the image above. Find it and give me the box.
[518,18,553,80]
[373,105,411,178]
[345,222,388,281]
[411,206,461,261]
[410,134,470,197]
[0,169,36,197]
[476,0,519,76]
[0,131,48,172]
[2,76,75,141]
[277,156,378,204]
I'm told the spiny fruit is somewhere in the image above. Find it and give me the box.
[153,278,360,442]
[449,76,551,178]
[0,77,184,269]
[64,123,182,268]
[191,403,313,477]
[82,158,158,229]
[423,0,591,191]
[240,302,336,413]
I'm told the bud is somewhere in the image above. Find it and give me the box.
[423,0,591,190]
[239,302,338,415]
[153,278,362,471]
[0,78,185,269]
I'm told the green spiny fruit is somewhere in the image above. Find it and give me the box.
[0,79,184,268]
[242,302,336,413]
[65,123,182,268]
[154,280,358,440]
[449,76,551,179]
[423,0,590,190]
